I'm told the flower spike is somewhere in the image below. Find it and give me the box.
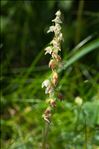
[42,10,63,123]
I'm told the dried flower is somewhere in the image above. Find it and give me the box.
[49,59,57,70]
[50,99,56,107]
[52,52,61,62]
[42,107,51,123]
[52,71,58,86]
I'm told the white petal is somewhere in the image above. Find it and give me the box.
[55,10,61,16]
[47,26,55,33]
[42,80,50,88]
[52,17,62,24]
[45,88,49,94]
[44,47,52,55]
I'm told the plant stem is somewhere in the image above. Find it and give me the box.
[83,110,88,149]
[84,117,88,149]
[42,122,50,149]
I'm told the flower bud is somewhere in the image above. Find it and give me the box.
[75,96,83,106]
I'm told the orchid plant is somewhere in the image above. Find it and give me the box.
[42,10,63,123]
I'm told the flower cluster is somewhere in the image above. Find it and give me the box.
[42,10,63,123]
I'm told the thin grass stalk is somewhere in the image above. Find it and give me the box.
[75,0,84,44]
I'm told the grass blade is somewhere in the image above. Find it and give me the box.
[59,38,99,72]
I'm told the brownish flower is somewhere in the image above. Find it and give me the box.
[42,107,52,123]
[52,71,58,86]
[50,99,56,108]
[52,52,61,62]
[49,59,57,70]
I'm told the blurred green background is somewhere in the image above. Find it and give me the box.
[1,0,99,149]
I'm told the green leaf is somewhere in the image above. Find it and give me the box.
[59,38,99,72]
[80,101,99,127]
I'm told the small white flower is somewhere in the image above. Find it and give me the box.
[42,80,54,94]
[42,80,50,88]
[55,10,61,16]
[75,96,83,106]
[52,18,62,24]
[45,46,52,55]
[54,24,61,36]
[52,16,62,24]
[47,26,55,33]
